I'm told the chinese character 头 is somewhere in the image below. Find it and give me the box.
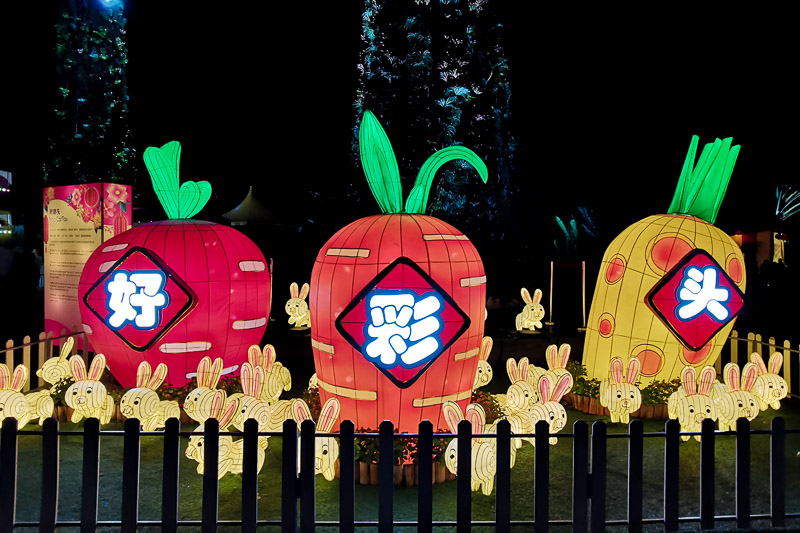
[105,270,169,330]
[676,266,730,322]
[362,289,444,369]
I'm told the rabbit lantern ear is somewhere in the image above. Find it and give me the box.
[442,401,463,433]
[292,399,313,425]
[750,353,767,374]
[252,366,266,399]
[681,366,697,396]
[724,363,740,391]
[218,397,240,429]
[59,337,74,360]
[240,362,255,396]
[299,283,310,300]
[289,282,299,299]
[0,364,8,389]
[247,345,262,368]
[88,354,106,381]
[480,337,493,362]
[318,398,340,432]
[262,344,277,371]
[465,403,485,436]
[518,357,529,381]
[609,357,624,384]
[11,365,28,392]
[558,344,571,368]
[136,361,152,388]
[539,375,553,402]
[506,359,518,383]
[148,363,168,390]
[768,352,784,375]
[698,366,716,396]
[520,288,532,304]
[546,345,558,370]
[70,355,87,381]
[532,288,542,304]
[741,362,758,392]
[625,356,640,385]
[552,373,573,403]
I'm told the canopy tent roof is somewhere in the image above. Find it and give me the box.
[222,186,276,225]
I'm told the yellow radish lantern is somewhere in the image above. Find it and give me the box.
[584,136,745,385]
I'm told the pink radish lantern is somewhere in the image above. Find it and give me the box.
[79,141,271,387]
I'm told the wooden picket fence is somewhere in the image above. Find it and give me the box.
[0,416,797,531]
[720,330,800,398]
[0,328,87,391]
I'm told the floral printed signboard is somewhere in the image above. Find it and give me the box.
[43,183,132,339]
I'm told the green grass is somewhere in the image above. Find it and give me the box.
[9,399,800,532]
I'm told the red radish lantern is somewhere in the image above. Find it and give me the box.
[79,141,271,388]
[310,111,488,432]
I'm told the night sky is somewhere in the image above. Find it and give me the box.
[0,2,796,337]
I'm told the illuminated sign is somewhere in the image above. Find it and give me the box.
[647,249,744,351]
[84,247,196,351]
[336,257,470,388]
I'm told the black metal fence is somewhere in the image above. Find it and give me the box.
[0,416,797,532]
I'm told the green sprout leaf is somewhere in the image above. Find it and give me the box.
[668,135,740,224]
[359,111,404,214]
[405,146,488,214]
[143,140,212,220]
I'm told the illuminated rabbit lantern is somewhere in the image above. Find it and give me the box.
[750,352,787,410]
[515,288,545,332]
[310,111,488,432]
[584,136,745,386]
[599,356,642,424]
[246,344,294,433]
[183,356,224,424]
[79,141,271,388]
[286,282,311,328]
[530,373,572,445]
[667,365,718,441]
[25,337,77,425]
[0,364,35,428]
[711,362,760,431]
[441,401,516,496]
[292,397,341,481]
[65,354,116,424]
[472,337,494,390]
[119,361,180,430]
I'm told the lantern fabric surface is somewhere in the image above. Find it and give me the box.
[310,111,488,432]
[78,141,271,388]
[583,136,745,385]
[79,220,271,387]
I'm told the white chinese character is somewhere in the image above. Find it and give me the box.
[676,266,730,322]
[363,290,444,369]
[106,271,168,330]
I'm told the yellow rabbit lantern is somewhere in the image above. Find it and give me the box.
[286,282,311,328]
[65,354,115,424]
[750,352,788,410]
[599,356,642,424]
[472,336,494,390]
[292,397,341,481]
[183,356,224,424]
[120,362,180,431]
[667,365,717,441]
[0,364,35,428]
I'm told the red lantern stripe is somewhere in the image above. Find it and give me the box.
[311,338,335,354]
[83,323,93,334]
[238,261,266,272]
[98,261,116,273]
[460,275,487,287]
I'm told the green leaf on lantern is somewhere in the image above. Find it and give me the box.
[668,135,740,224]
[118,201,126,213]
[178,180,213,219]
[405,146,488,214]
[359,111,404,214]
[143,140,212,219]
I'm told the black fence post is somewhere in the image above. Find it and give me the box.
[664,419,680,532]
[590,421,606,532]
[572,421,589,533]
[418,421,433,533]
[627,419,643,533]
[299,418,316,533]
[202,418,220,533]
[121,418,141,533]
[770,417,785,528]
[534,420,550,533]
[80,417,101,533]
[242,418,259,533]
[735,417,751,530]
[0,417,18,532]
[339,420,355,533]
[495,419,511,533]
[40,417,60,533]
[161,417,181,533]
[457,419,472,532]
[699,417,715,530]
[379,420,394,533]
[281,419,299,533]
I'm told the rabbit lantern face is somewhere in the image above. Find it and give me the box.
[65,354,115,424]
[599,356,642,424]
[712,362,760,431]
[292,398,341,481]
[667,365,717,441]
[750,352,787,410]
[530,373,572,445]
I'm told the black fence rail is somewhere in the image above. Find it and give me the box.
[0,416,798,532]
